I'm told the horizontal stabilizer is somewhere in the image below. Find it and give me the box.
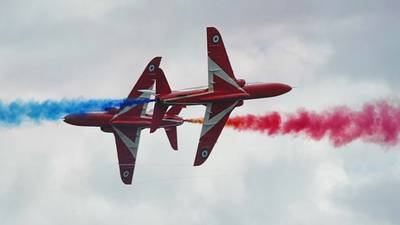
[164,126,178,150]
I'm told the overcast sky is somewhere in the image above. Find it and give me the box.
[1,1,400,224]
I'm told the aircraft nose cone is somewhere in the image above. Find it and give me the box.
[64,115,72,124]
[64,114,78,125]
[281,83,292,94]
[270,83,292,96]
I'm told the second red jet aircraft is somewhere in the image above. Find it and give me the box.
[64,57,184,184]
[151,27,292,166]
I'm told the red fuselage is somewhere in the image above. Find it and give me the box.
[64,110,183,132]
[159,82,291,105]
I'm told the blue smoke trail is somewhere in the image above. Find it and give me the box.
[0,98,154,126]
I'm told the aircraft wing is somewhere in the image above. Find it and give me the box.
[112,125,142,184]
[207,27,245,93]
[114,57,160,120]
[193,100,239,166]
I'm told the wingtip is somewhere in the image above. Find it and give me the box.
[119,165,134,185]
[153,56,162,61]
[149,56,162,68]
[193,155,206,166]
[123,181,132,185]
[193,160,204,167]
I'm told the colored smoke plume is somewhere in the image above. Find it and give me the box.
[0,98,153,126]
[185,101,400,147]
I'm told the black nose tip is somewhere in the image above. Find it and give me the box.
[64,114,76,125]
[64,115,71,123]
[284,84,292,93]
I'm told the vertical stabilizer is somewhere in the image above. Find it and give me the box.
[113,57,161,121]
[150,68,172,133]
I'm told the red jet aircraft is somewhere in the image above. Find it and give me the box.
[151,27,292,166]
[64,57,184,184]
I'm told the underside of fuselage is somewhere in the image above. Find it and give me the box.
[64,112,183,129]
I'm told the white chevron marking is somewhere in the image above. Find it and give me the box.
[113,126,141,158]
[208,57,245,92]
[200,101,239,137]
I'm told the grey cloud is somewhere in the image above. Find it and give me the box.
[334,174,400,224]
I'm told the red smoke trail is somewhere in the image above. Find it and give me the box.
[185,101,400,147]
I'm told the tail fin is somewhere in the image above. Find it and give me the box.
[207,27,245,93]
[155,68,171,96]
[164,127,178,150]
[150,102,168,133]
[150,68,172,133]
